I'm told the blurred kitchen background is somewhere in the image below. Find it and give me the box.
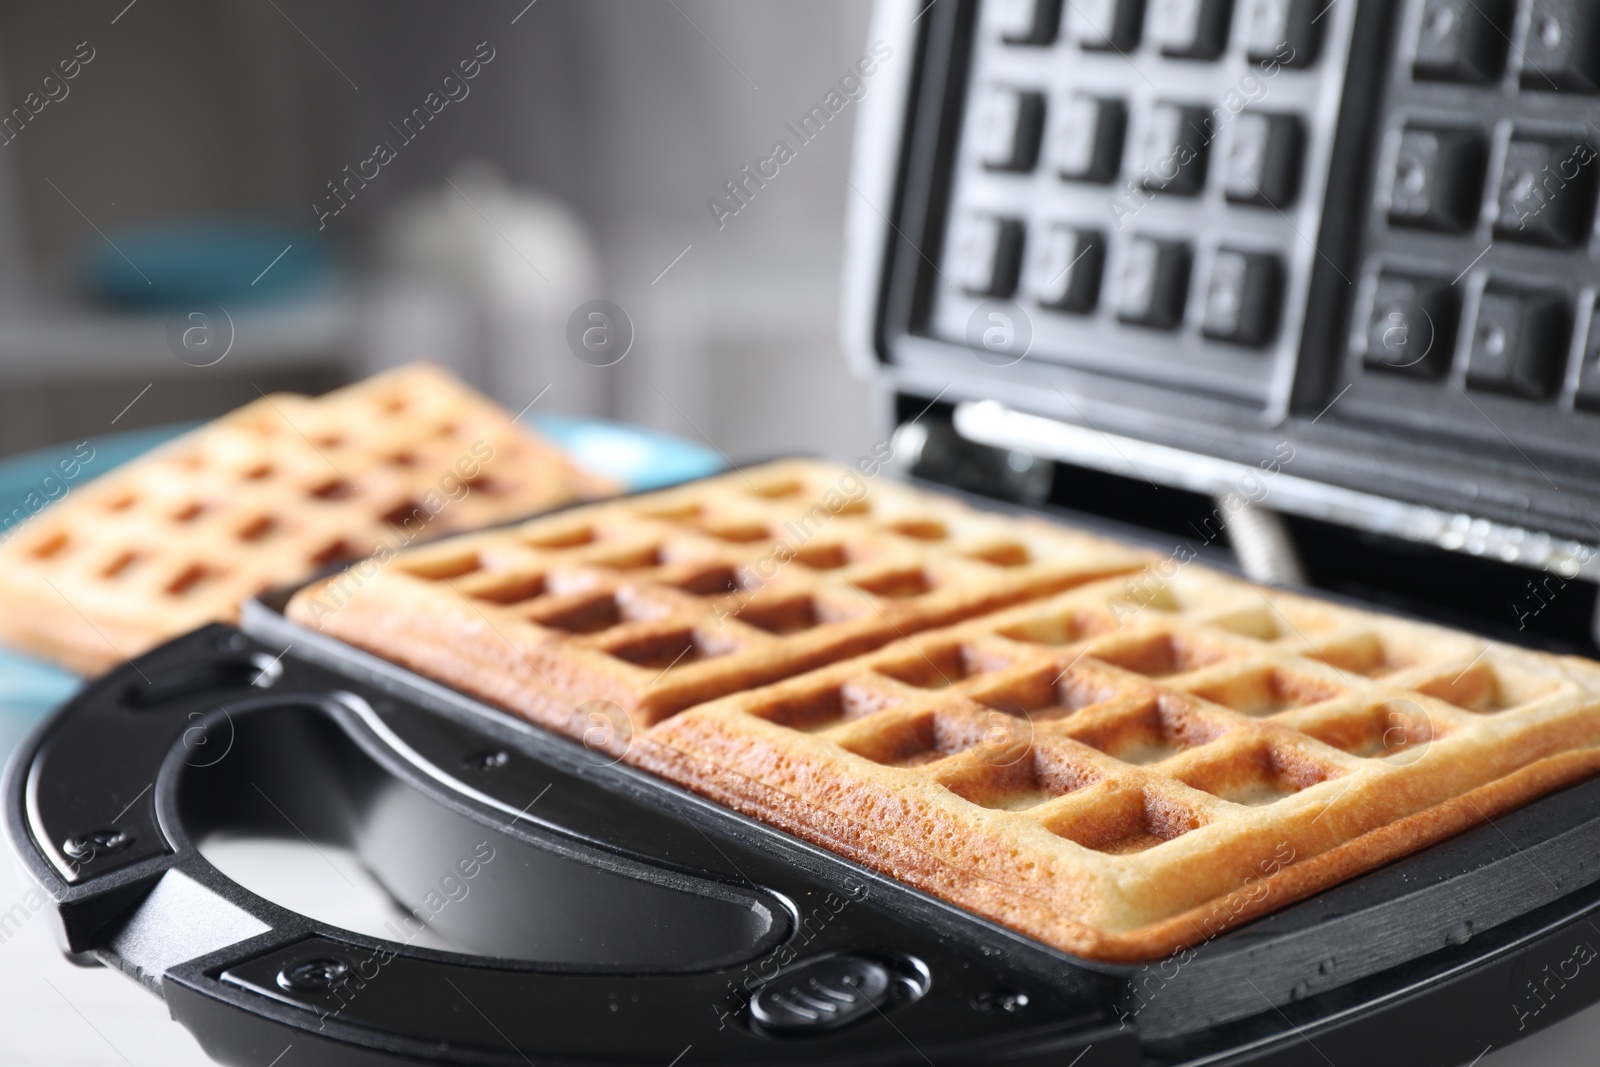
[0,0,880,462]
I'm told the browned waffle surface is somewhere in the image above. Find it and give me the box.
[641,567,1600,960]
[286,460,1600,962]
[287,460,1154,736]
[0,364,611,674]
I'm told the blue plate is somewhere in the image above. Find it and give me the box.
[531,414,724,491]
[0,417,721,748]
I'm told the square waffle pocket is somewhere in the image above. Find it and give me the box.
[0,364,612,674]
[286,461,1600,962]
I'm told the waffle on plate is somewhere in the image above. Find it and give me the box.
[0,364,612,674]
[286,460,1600,962]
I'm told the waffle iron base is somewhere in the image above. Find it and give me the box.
[1,604,1597,1066]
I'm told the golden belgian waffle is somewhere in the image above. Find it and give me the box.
[643,566,1600,961]
[288,459,1154,733]
[0,364,611,674]
[284,460,1600,961]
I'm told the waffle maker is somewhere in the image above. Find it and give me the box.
[11,0,1600,1063]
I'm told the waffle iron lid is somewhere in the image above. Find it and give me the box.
[844,0,1600,565]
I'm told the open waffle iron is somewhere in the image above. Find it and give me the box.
[12,0,1600,1063]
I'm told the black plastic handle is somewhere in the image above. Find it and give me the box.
[2,625,1124,1066]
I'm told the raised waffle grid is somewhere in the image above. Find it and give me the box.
[292,460,1155,727]
[0,364,610,672]
[926,0,1361,406]
[1334,0,1600,463]
[645,562,1600,951]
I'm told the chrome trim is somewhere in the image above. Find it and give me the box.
[954,400,1600,582]
[841,0,921,388]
